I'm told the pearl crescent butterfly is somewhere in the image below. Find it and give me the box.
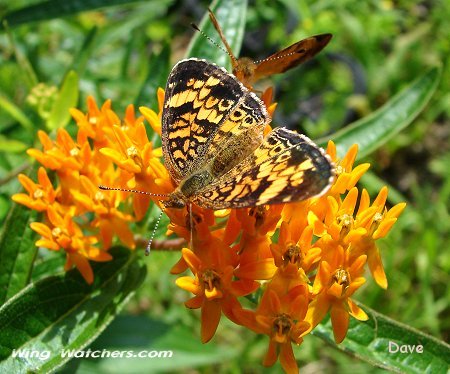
[198,9,332,89]
[162,58,334,209]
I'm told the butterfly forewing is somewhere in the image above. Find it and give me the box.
[252,34,332,83]
[162,59,246,182]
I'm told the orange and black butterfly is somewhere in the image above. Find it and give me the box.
[202,9,332,89]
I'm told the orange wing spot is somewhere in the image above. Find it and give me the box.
[168,127,190,140]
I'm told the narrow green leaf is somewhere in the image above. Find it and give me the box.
[312,303,450,373]
[2,21,38,88]
[94,2,173,48]
[0,201,37,305]
[69,26,98,77]
[1,0,142,28]
[135,43,170,110]
[187,0,248,69]
[46,70,79,130]
[0,247,146,373]
[0,94,34,131]
[317,67,442,159]
[0,136,28,153]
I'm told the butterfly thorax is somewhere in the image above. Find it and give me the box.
[164,127,264,209]
[233,57,257,87]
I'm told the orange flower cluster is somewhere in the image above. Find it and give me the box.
[14,93,405,373]
[12,96,170,283]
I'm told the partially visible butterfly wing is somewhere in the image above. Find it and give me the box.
[252,34,332,83]
[194,127,334,209]
[162,59,246,182]
[204,89,269,161]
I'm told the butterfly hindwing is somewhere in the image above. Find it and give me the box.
[194,127,334,209]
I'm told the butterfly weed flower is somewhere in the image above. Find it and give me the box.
[12,167,58,212]
[12,96,163,283]
[14,84,405,371]
[237,285,311,373]
[305,244,368,343]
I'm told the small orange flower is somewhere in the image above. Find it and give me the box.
[72,175,135,249]
[237,286,310,374]
[350,186,407,288]
[326,141,370,195]
[30,206,111,283]
[176,243,258,342]
[271,222,322,276]
[306,245,368,343]
[100,123,171,219]
[12,167,58,212]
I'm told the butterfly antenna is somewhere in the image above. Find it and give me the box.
[99,185,168,198]
[99,185,168,255]
[254,51,297,65]
[145,206,164,256]
[191,9,239,67]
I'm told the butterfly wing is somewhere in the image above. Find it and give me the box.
[162,59,244,182]
[252,34,332,83]
[194,127,334,209]
[162,59,269,183]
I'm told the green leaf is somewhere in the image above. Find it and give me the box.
[317,67,442,159]
[31,253,66,283]
[0,247,146,373]
[94,2,173,49]
[312,302,450,373]
[0,201,38,305]
[2,22,38,88]
[77,317,239,372]
[135,43,170,110]
[0,93,34,131]
[186,0,248,70]
[360,171,409,206]
[69,26,98,78]
[46,70,79,130]
[1,0,143,28]
[0,135,28,153]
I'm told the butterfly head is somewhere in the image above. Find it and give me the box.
[163,190,186,209]
[232,57,257,87]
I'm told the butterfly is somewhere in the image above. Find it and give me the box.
[161,58,334,210]
[204,9,332,89]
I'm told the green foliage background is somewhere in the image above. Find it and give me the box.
[0,0,448,372]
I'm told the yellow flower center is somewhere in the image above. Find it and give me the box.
[70,147,79,157]
[126,146,138,157]
[283,243,303,267]
[332,268,350,293]
[126,145,143,168]
[52,227,62,238]
[335,165,344,176]
[373,212,383,222]
[95,191,105,202]
[337,213,354,238]
[33,189,44,199]
[272,313,292,343]
[89,116,97,124]
[202,269,221,294]
[368,212,384,235]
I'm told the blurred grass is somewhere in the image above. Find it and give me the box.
[0,0,448,372]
